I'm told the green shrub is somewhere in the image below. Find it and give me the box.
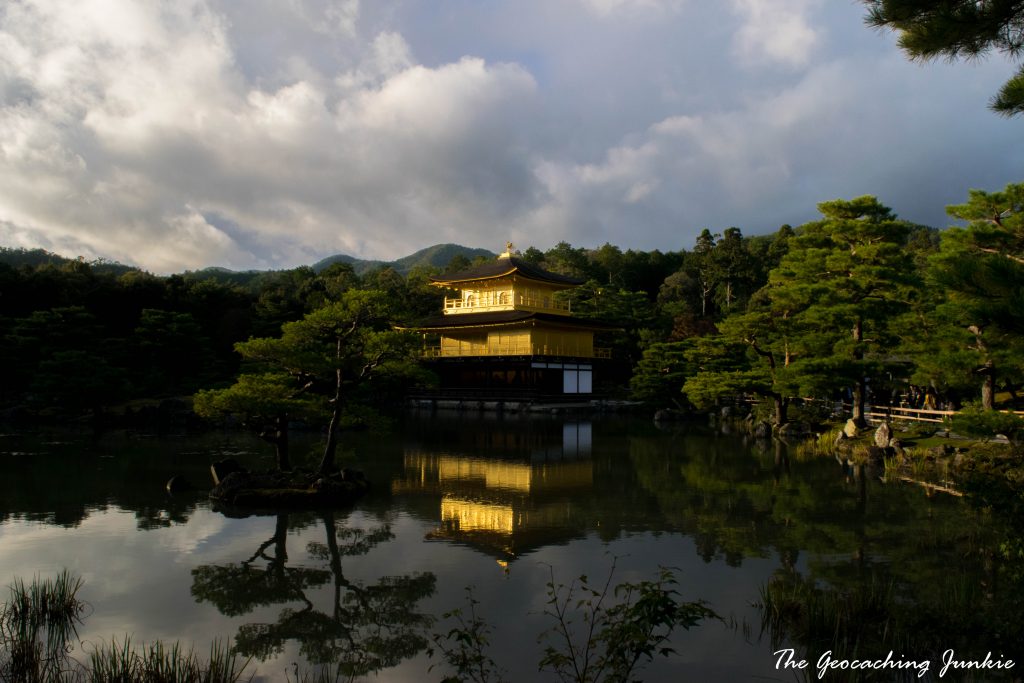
[949,404,1024,444]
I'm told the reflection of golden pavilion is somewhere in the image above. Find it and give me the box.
[442,499,517,534]
[392,423,595,561]
[433,456,594,493]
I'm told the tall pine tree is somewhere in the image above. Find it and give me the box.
[768,197,917,425]
[928,182,1024,409]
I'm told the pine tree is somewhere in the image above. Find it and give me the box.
[631,340,698,409]
[683,306,799,426]
[194,373,322,471]
[767,196,917,425]
[711,227,756,312]
[197,291,420,474]
[693,229,718,317]
[928,182,1024,408]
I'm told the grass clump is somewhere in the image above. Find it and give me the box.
[0,569,86,682]
[793,427,844,459]
[756,573,1006,675]
[87,637,246,683]
[758,575,899,654]
[0,573,250,683]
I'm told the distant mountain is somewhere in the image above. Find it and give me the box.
[0,247,138,276]
[311,253,388,275]
[312,243,494,275]
[394,243,495,273]
[180,266,269,287]
[0,243,496,279]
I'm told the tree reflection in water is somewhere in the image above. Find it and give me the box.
[191,511,436,679]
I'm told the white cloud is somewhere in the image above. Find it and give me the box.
[321,0,361,36]
[0,0,1020,269]
[0,0,541,271]
[335,32,414,92]
[577,0,683,17]
[278,0,361,37]
[523,51,1020,249]
[730,0,822,68]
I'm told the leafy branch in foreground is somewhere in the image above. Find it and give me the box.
[538,562,717,683]
[862,0,1024,116]
[429,562,717,683]
[429,587,508,683]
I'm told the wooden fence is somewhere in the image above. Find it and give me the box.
[865,406,954,424]
[862,405,1024,424]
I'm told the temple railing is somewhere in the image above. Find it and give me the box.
[423,346,611,359]
[442,291,571,314]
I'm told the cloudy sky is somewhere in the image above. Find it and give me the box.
[1,0,1022,273]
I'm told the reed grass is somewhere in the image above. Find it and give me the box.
[284,663,353,683]
[1,573,250,683]
[87,637,249,683]
[0,569,86,683]
[204,639,249,683]
[6,571,85,627]
[758,576,902,657]
[793,427,844,459]
[87,636,139,682]
[757,573,986,672]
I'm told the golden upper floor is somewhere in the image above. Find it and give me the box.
[430,248,582,317]
[441,285,571,315]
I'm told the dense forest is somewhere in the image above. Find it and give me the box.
[0,182,1021,433]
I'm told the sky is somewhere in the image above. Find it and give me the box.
[1,0,1022,273]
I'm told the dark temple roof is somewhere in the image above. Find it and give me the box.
[430,256,584,287]
[400,310,620,331]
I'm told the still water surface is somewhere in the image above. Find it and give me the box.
[0,413,1007,681]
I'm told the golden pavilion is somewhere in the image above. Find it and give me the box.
[404,243,618,400]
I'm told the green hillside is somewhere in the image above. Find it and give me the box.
[312,243,494,275]
[0,247,138,276]
[0,243,495,279]
[310,253,387,275]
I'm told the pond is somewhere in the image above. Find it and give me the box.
[0,413,1019,681]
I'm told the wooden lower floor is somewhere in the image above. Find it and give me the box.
[412,356,627,402]
[402,310,620,362]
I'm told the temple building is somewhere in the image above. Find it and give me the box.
[402,243,619,401]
